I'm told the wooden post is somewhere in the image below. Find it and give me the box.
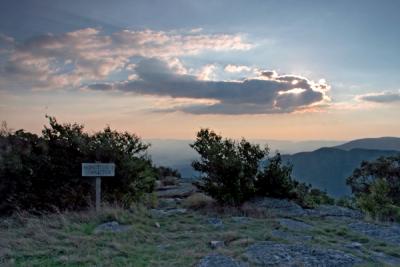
[96,176,101,211]
[82,162,114,212]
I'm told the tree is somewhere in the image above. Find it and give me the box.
[190,129,268,205]
[0,116,156,214]
[255,153,295,198]
[347,155,400,203]
[347,155,400,221]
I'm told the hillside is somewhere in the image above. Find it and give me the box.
[282,147,399,197]
[2,181,400,266]
[334,137,400,151]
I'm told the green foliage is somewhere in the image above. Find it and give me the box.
[190,128,334,207]
[336,196,357,210]
[302,188,335,207]
[156,166,181,179]
[190,129,268,205]
[357,179,400,221]
[347,155,400,202]
[0,116,156,214]
[256,153,295,199]
[347,155,400,221]
[277,180,335,208]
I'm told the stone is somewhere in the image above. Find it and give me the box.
[208,218,224,228]
[155,222,160,228]
[348,222,400,245]
[245,241,362,266]
[198,254,248,267]
[308,205,363,219]
[249,197,307,217]
[278,218,313,231]
[370,251,400,266]
[210,240,225,249]
[345,242,362,249]
[156,182,196,198]
[93,221,131,234]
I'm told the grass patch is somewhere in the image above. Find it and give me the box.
[2,206,400,266]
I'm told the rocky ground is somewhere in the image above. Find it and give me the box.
[151,179,400,266]
[1,179,400,266]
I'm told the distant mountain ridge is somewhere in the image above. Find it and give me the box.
[282,145,400,197]
[148,137,400,197]
[334,137,400,151]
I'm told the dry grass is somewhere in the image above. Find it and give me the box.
[1,203,399,266]
[182,193,214,210]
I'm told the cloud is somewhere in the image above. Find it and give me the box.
[357,90,400,103]
[0,28,252,90]
[224,64,253,73]
[87,58,330,115]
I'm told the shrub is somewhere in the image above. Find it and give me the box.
[255,153,295,199]
[156,166,181,179]
[0,116,156,214]
[356,179,400,221]
[190,129,268,205]
[306,188,335,206]
[336,196,357,209]
[347,155,400,203]
[190,128,334,207]
[347,155,400,221]
[182,193,214,210]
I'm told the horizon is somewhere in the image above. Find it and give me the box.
[1,0,400,140]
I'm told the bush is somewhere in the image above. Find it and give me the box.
[190,128,334,207]
[347,155,400,203]
[336,196,357,210]
[255,153,295,199]
[347,155,400,221]
[190,129,268,205]
[0,116,156,214]
[357,179,400,221]
[156,166,181,179]
[155,166,181,186]
[182,193,214,210]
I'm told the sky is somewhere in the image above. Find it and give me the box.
[0,0,399,141]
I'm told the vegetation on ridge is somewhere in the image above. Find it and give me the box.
[191,128,334,207]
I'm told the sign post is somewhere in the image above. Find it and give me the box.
[82,163,115,211]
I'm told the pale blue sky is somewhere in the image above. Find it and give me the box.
[0,0,399,139]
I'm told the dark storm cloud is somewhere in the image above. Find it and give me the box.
[87,58,330,114]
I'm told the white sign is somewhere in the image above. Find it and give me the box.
[82,163,115,177]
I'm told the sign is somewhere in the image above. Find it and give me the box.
[82,163,115,177]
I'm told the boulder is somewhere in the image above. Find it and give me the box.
[156,182,196,198]
[308,205,363,219]
[348,222,400,245]
[245,241,362,266]
[198,254,248,267]
[249,197,307,217]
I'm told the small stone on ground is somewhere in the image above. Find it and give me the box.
[245,241,362,266]
[198,254,248,267]
[94,221,131,234]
